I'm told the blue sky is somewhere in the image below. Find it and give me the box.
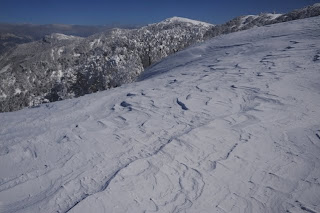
[0,0,318,25]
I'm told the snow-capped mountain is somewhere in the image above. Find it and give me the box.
[161,16,214,27]
[204,3,320,38]
[0,15,319,213]
[0,17,212,112]
[0,4,319,113]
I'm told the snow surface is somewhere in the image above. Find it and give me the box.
[13,88,21,95]
[1,17,320,213]
[0,64,10,74]
[0,93,7,99]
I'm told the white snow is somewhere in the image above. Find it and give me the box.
[0,17,320,213]
[51,70,63,81]
[0,64,11,74]
[110,55,124,65]
[0,93,7,99]
[57,47,64,56]
[163,16,214,27]
[89,38,102,48]
[50,48,65,60]
[239,15,258,28]
[51,49,55,60]
[240,13,281,28]
[14,88,21,95]
[267,13,282,19]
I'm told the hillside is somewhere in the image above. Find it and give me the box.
[0,23,136,56]
[0,3,319,112]
[0,16,319,213]
[204,3,320,38]
[0,18,212,112]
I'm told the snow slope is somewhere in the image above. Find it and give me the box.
[1,17,320,213]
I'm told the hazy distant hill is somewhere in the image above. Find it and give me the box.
[0,23,139,56]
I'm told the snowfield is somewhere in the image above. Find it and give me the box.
[1,17,320,213]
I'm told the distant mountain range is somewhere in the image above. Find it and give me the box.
[0,3,319,112]
[0,23,139,56]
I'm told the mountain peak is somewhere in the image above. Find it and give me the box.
[42,33,81,43]
[162,16,214,27]
[49,33,78,40]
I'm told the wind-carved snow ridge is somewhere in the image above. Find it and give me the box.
[65,120,210,212]
[1,16,320,213]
